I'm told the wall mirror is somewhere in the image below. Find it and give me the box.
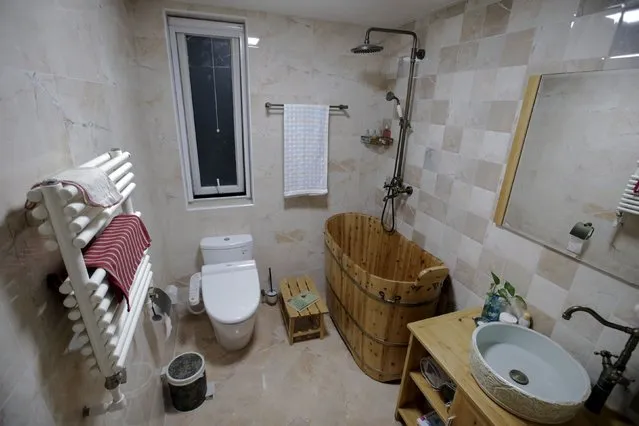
[495,69,639,285]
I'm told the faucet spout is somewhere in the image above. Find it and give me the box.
[562,306,634,334]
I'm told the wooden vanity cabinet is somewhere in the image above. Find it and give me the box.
[395,308,631,426]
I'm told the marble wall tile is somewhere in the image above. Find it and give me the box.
[487,100,519,132]
[535,248,579,290]
[474,160,503,191]
[527,303,556,336]
[527,274,569,318]
[500,28,535,66]
[483,0,513,37]
[463,211,489,243]
[502,258,533,295]
[442,125,464,152]
[461,7,487,42]
[439,45,460,73]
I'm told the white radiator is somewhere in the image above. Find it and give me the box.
[614,161,639,227]
[26,149,154,417]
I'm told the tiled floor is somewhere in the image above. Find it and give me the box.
[164,304,401,426]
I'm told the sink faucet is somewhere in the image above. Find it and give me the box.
[562,306,639,414]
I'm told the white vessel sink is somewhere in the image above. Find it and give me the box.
[470,323,591,424]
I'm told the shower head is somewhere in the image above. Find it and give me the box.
[351,37,384,54]
[386,91,399,102]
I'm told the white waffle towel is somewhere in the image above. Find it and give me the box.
[283,104,329,197]
[37,167,122,207]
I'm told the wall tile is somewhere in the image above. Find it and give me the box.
[482,0,513,37]
[478,247,506,276]
[413,229,427,248]
[418,75,437,99]
[469,186,496,218]
[434,174,454,201]
[463,211,489,243]
[438,45,460,73]
[440,14,465,47]
[457,41,479,71]
[476,34,506,69]
[431,100,450,124]
[500,28,535,66]
[537,0,581,26]
[460,128,485,158]
[480,130,511,163]
[474,160,503,191]
[527,274,568,318]
[487,100,519,132]
[459,235,483,267]
[471,69,497,100]
[450,180,473,210]
[442,125,464,152]
[550,322,595,366]
[536,248,579,290]
[529,21,570,66]
[461,7,487,42]
[434,73,454,99]
[446,205,468,233]
[455,157,478,184]
[420,169,438,193]
[502,258,533,295]
[418,191,448,222]
[507,0,543,33]
[455,258,477,286]
[493,66,528,100]
[527,304,556,336]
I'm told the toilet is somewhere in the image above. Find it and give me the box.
[200,235,260,351]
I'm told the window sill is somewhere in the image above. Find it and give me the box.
[186,196,254,211]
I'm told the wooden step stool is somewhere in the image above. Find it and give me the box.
[279,276,328,345]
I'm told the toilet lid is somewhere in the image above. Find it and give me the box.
[201,263,260,325]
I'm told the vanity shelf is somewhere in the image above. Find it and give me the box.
[395,308,631,426]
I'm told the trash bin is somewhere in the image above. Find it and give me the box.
[166,352,207,412]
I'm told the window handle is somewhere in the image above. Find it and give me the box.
[216,178,221,194]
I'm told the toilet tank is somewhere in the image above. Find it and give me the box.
[200,235,253,265]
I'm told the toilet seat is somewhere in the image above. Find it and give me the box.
[201,260,260,325]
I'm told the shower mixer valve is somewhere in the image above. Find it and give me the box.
[383,177,413,201]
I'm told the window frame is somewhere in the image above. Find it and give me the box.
[167,15,253,206]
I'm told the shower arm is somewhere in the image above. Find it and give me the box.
[364,28,420,56]
[366,28,422,181]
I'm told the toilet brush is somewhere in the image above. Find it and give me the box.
[265,268,278,306]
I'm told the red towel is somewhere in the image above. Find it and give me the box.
[84,215,152,310]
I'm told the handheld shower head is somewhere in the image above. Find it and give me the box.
[386,91,399,102]
[386,91,404,119]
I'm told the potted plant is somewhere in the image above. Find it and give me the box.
[481,272,527,322]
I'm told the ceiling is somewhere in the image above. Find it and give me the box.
[201,0,458,27]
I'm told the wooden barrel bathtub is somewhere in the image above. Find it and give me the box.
[324,213,449,382]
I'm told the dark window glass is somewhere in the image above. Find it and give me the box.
[186,35,238,188]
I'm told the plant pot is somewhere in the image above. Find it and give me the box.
[481,293,503,322]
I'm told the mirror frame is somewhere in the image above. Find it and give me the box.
[494,75,542,226]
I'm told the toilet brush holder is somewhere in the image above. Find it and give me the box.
[265,289,278,306]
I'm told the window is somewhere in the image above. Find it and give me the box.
[167,16,252,204]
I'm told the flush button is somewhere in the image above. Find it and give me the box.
[224,237,230,241]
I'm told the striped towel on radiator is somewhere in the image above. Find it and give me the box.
[84,215,151,310]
